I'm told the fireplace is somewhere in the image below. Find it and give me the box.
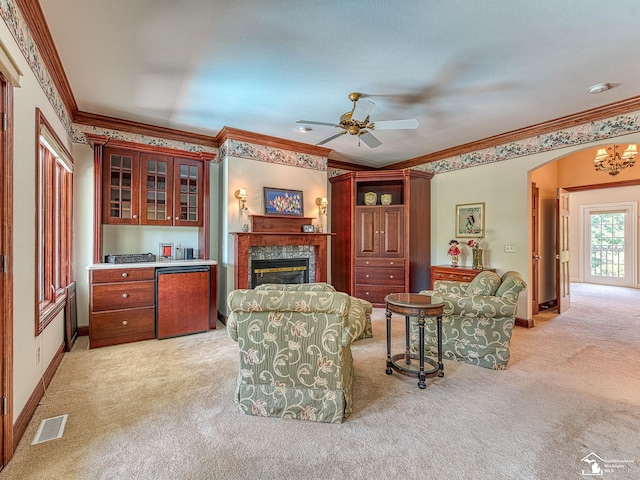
[231,215,332,290]
[251,258,310,287]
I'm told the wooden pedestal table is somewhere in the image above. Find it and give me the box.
[384,293,445,389]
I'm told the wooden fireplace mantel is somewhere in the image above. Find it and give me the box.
[231,232,333,289]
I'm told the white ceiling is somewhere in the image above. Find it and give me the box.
[39,0,640,168]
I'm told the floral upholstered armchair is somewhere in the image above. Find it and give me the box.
[254,283,373,339]
[227,289,365,423]
[411,271,527,370]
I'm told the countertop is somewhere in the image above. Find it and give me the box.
[88,259,217,270]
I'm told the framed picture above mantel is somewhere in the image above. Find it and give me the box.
[263,187,304,216]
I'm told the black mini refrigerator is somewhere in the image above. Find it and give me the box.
[156,265,210,339]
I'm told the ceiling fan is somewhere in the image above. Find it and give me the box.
[297,92,419,148]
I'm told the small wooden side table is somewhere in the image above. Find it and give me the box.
[384,293,445,389]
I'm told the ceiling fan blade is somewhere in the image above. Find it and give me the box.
[297,120,338,127]
[352,99,375,122]
[359,131,382,148]
[372,119,420,130]
[316,132,345,146]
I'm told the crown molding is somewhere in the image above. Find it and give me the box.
[387,95,640,170]
[215,127,331,158]
[15,0,77,115]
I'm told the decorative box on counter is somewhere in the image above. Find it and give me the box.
[104,253,157,264]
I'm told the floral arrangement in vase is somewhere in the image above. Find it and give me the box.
[467,237,484,269]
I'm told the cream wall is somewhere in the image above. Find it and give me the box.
[429,136,640,321]
[1,23,72,421]
[569,186,640,286]
[219,156,328,314]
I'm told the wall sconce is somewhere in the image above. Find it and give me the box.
[315,197,328,232]
[234,188,248,211]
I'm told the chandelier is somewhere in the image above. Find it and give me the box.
[594,144,637,176]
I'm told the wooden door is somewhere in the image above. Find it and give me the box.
[355,206,379,257]
[556,188,571,313]
[380,206,404,258]
[102,148,140,224]
[156,268,210,338]
[531,183,540,315]
[173,158,204,227]
[140,153,173,226]
[0,73,11,467]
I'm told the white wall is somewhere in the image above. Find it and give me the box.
[1,22,72,421]
[219,155,328,314]
[569,186,640,286]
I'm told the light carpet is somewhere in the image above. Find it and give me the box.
[1,283,639,480]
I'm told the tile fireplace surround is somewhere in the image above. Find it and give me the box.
[231,215,333,289]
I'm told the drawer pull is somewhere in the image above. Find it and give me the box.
[389,262,394,265]
[122,293,129,298]
[389,275,393,279]
[121,272,128,278]
[365,292,370,295]
[122,320,128,326]
[365,261,370,265]
[365,274,370,278]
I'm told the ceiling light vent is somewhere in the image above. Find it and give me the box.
[588,83,610,94]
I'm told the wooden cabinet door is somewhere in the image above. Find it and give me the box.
[380,206,404,258]
[102,148,140,224]
[355,206,379,257]
[173,158,204,227]
[140,153,174,226]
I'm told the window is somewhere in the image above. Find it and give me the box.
[36,110,73,334]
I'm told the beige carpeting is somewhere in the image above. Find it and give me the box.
[2,283,639,480]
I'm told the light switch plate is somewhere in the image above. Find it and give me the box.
[505,244,515,253]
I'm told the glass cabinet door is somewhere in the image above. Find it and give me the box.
[102,148,139,224]
[173,158,203,227]
[140,153,173,225]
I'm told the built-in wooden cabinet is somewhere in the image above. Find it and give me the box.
[330,169,433,306]
[103,147,204,227]
[89,267,156,348]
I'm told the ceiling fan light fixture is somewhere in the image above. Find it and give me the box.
[296,125,312,133]
[588,83,610,94]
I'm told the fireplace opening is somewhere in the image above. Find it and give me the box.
[251,258,310,287]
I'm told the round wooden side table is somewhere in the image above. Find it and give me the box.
[384,293,445,389]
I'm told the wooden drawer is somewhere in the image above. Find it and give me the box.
[355,267,405,286]
[432,270,476,283]
[91,281,155,311]
[355,257,404,268]
[91,267,155,284]
[355,285,405,305]
[89,307,156,347]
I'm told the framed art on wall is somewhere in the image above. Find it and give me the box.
[263,187,304,216]
[456,202,485,238]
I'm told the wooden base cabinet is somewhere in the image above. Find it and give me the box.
[89,267,156,348]
[330,170,433,306]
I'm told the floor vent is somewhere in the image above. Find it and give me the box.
[32,414,68,445]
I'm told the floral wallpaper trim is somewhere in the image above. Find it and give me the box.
[219,139,327,171]
[412,112,640,175]
[73,124,218,157]
[0,0,73,135]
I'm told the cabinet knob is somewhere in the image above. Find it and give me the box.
[390,262,394,265]
[122,320,128,326]
[380,231,384,234]
[132,214,138,219]
[375,231,379,234]
[365,274,370,278]
[167,216,172,220]
[122,293,129,298]
[175,216,179,220]
[121,272,128,277]
[389,275,394,279]
[365,291,370,295]
[365,261,370,265]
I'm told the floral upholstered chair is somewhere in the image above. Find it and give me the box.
[411,271,526,370]
[227,289,365,423]
[254,283,373,339]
